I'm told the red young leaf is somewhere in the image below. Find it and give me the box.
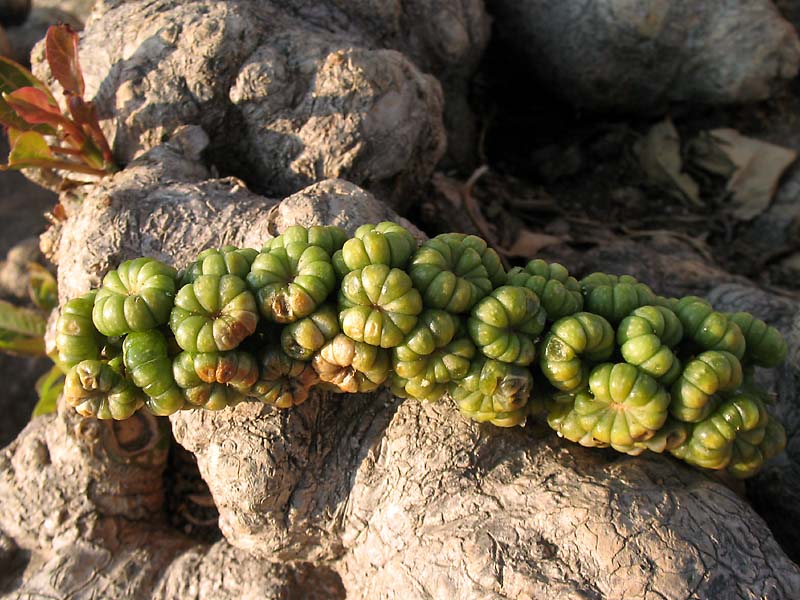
[66,94,94,126]
[0,98,33,130]
[67,95,113,163]
[45,25,85,97]
[4,87,63,127]
[0,58,58,132]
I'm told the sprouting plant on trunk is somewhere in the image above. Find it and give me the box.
[0,24,116,179]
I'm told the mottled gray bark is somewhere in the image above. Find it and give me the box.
[7,141,797,598]
[30,0,490,206]
[0,406,346,599]
[488,0,800,112]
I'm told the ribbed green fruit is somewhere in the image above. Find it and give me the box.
[262,225,348,257]
[92,257,177,336]
[725,416,786,479]
[435,233,506,287]
[674,297,745,359]
[616,305,683,383]
[573,363,670,451]
[549,391,689,455]
[339,264,422,348]
[181,246,258,285]
[248,241,336,323]
[580,273,656,324]
[467,285,546,366]
[725,415,777,479]
[63,357,145,420]
[170,274,258,353]
[280,304,340,361]
[547,393,597,447]
[506,259,582,320]
[394,335,475,384]
[671,392,767,471]
[123,330,185,416]
[395,308,458,356]
[333,221,417,276]
[626,418,690,456]
[670,350,743,422]
[389,309,471,398]
[173,351,259,410]
[408,234,498,314]
[312,334,390,393]
[388,372,448,402]
[653,296,679,310]
[249,348,319,408]
[450,357,532,427]
[56,291,103,367]
[728,312,788,368]
[539,312,615,392]
[52,221,790,480]
[186,350,259,386]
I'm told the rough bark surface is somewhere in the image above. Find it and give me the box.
[0,406,347,599]
[30,0,490,206]
[7,140,797,598]
[487,0,800,112]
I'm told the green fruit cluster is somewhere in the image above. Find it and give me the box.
[56,226,790,479]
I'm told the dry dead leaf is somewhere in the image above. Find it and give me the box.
[503,229,564,258]
[687,131,737,177]
[700,129,796,221]
[635,118,701,205]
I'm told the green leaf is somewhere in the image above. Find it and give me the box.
[32,364,65,417]
[3,130,108,174]
[68,96,115,167]
[0,56,50,97]
[28,263,58,312]
[0,98,35,130]
[0,299,46,338]
[0,299,46,356]
[79,136,105,170]
[0,332,46,356]
[45,25,85,97]
[7,130,55,164]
